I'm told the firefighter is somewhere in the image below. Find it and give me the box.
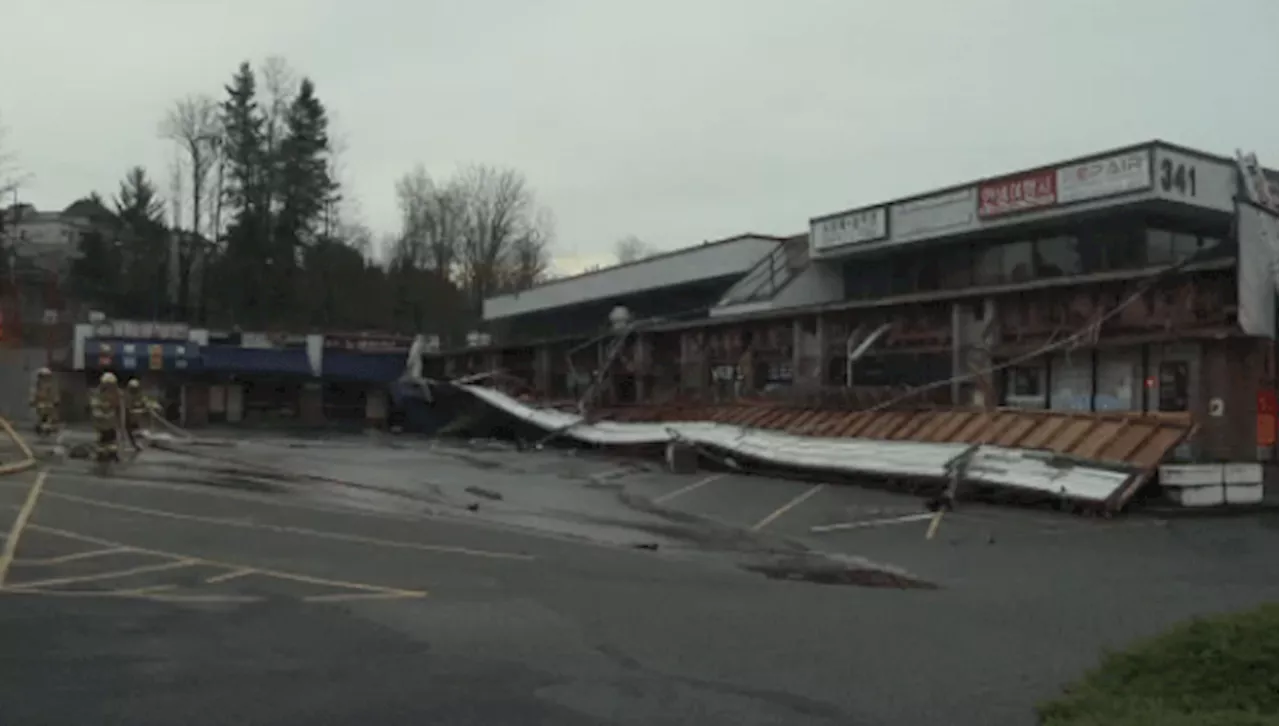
[124,378,154,438]
[91,372,124,462]
[29,367,61,437]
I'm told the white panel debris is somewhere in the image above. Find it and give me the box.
[456,385,1140,506]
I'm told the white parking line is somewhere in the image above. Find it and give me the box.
[653,474,726,504]
[810,513,935,533]
[751,485,825,532]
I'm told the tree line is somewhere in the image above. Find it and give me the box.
[4,59,666,342]
[13,57,554,340]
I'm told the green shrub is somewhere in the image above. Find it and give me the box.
[1038,603,1278,726]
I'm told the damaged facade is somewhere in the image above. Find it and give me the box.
[423,141,1279,474]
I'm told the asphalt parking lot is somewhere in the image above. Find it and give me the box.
[0,431,1274,725]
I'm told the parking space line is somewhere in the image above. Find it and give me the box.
[204,568,255,584]
[303,591,427,603]
[751,485,825,532]
[113,584,178,596]
[26,524,429,600]
[40,489,535,561]
[810,513,935,533]
[653,474,726,504]
[2,587,262,604]
[0,471,48,587]
[14,547,131,566]
[6,559,196,590]
[28,469,443,525]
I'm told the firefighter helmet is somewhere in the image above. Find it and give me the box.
[36,367,52,377]
[100,372,118,386]
[127,378,141,389]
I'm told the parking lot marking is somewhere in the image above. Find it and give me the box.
[6,559,196,590]
[204,568,255,584]
[751,484,825,532]
[303,590,427,603]
[2,587,263,604]
[653,474,726,504]
[41,489,535,562]
[810,513,935,534]
[0,471,48,587]
[114,584,178,596]
[13,546,131,566]
[36,469,444,525]
[24,524,429,601]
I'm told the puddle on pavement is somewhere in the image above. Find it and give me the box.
[742,554,938,590]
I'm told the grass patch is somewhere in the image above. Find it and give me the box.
[1038,603,1277,726]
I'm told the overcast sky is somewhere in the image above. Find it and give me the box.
[2,0,1276,274]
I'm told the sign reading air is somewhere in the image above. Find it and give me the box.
[810,206,888,251]
[1057,151,1151,203]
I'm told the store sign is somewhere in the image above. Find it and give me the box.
[1152,146,1236,213]
[977,170,1057,218]
[94,340,194,370]
[1257,389,1277,448]
[92,320,189,341]
[810,206,888,251]
[889,188,978,244]
[1056,151,1151,203]
[325,334,414,353]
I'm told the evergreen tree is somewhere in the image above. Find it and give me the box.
[70,226,121,310]
[112,166,170,318]
[274,77,335,318]
[218,61,268,324]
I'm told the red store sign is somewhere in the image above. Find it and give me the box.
[977,169,1057,219]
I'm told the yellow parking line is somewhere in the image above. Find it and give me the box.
[26,524,428,600]
[0,471,49,587]
[751,485,825,532]
[1,587,262,604]
[303,591,428,603]
[5,559,195,590]
[41,490,534,562]
[204,568,256,584]
[653,474,725,504]
[113,584,177,596]
[14,546,131,566]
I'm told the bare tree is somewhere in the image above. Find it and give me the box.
[393,164,434,269]
[166,155,186,312]
[260,56,296,212]
[0,116,24,201]
[504,208,554,289]
[454,164,551,308]
[394,164,469,277]
[160,94,220,316]
[0,114,32,245]
[614,234,657,264]
[160,95,219,235]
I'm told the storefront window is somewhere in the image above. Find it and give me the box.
[1003,364,1046,408]
[1049,353,1092,411]
[843,259,891,300]
[938,246,972,289]
[1156,360,1190,411]
[1035,235,1083,277]
[974,244,1003,285]
[917,255,941,291]
[1170,232,1223,263]
[1144,229,1174,265]
[890,257,915,295]
[1003,240,1035,282]
[1095,353,1139,412]
[1103,226,1143,270]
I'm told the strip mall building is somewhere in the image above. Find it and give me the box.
[431,141,1279,464]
